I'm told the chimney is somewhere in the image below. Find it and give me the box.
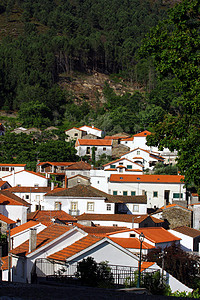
[65,176,68,188]
[16,219,21,226]
[29,228,37,252]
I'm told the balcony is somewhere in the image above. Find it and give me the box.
[69,209,80,216]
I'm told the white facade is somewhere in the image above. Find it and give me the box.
[11,222,46,249]
[168,229,194,252]
[43,195,115,216]
[109,175,186,208]
[2,170,49,187]
[75,140,112,160]
[79,125,102,138]
[0,205,28,224]
[0,164,26,179]
[191,204,200,230]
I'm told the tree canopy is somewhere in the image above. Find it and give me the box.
[139,0,200,190]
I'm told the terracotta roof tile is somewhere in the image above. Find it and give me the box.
[75,225,128,236]
[27,210,77,222]
[133,227,181,243]
[141,262,155,272]
[1,256,9,270]
[2,170,46,179]
[0,213,15,224]
[133,130,151,137]
[48,235,102,261]
[172,226,200,238]
[0,190,30,207]
[66,161,91,170]
[37,161,73,167]
[0,181,9,188]
[76,139,112,146]
[109,237,155,249]
[110,174,184,183]
[11,224,71,256]
[10,221,40,236]
[0,164,26,167]
[7,187,51,193]
[77,213,148,223]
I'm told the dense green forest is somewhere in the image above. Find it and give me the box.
[0,0,175,133]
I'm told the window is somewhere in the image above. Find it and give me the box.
[113,191,117,195]
[17,184,21,187]
[97,181,99,184]
[119,163,123,165]
[36,195,40,201]
[142,190,147,196]
[123,191,127,196]
[55,202,62,210]
[74,133,78,137]
[113,224,118,227]
[153,191,158,198]
[71,202,78,211]
[130,234,136,238]
[95,147,97,151]
[71,172,75,175]
[87,202,94,211]
[107,204,111,211]
[133,205,139,212]
[119,168,123,173]
[111,165,116,168]
[25,194,29,200]
[86,147,90,154]
[137,150,140,155]
[127,165,132,169]
[103,147,106,151]
[34,184,39,187]
[173,193,183,199]
[131,191,136,196]
[108,189,111,194]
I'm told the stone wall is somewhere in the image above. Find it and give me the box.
[162,207,192,229]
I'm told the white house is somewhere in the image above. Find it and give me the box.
[65,127,87,142]
[121,130,177,165]
[109,174,186,208]
[75,139,113,160]
[0,190,30,224]
[79,125,102,138]
[43,185,148,216]
[103,157,143,173]
[2,170,49,188]
[169,226,200,252]
[77,213,164,228]
[7,186,51,212]
[0,164,26,179]
[120,148,164,170]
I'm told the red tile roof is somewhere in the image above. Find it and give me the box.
[65,127,87,132]
[10,221,40,236]
[0,190,30,207]
[7,187,51,193]
[2,170,46,179]
[109,237,155,249]
[28,210,77,222]
[133,228,181,243]
[11,224,72,256]
[110,174,184,183]
[77,214,155,223]
[141,262,155,272]
[121,137,134,142]
[37,161,74,167]
[133,130,151,137]
[103,158,141,167]
[76,139,112,146]
[0,181,9,188]
[75,225,128,236]
[0,213,15,224]
[1,256,9,270]
[48,235,102,261]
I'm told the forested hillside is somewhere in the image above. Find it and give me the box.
[0,0,176,133]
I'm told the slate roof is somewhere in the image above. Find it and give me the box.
[172,226,200,238]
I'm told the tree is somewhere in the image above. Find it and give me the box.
[146,243,200,289]
[75,257,114,287]
[139,0,200,191]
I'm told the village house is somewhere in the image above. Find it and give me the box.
[2,170,49,188]
[108,174,186,208]
[65,127,87,142]
[120,148,164,170]
[43,185,147,216]
[77,213,164,228]
[0,164,26,179]
[121,130,177,165]
[75,139,113,160]
[169,226,200,252]
[79,125,103,138]
[0,190,30,225]
[7,186,51,212]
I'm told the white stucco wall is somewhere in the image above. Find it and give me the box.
[2,171,48,187]
[108,181,186,208]
[79,126,102,138]
[0,205,28,224]
[76,145,112,160]
[169,230,194,252]
[13,192,48,212]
